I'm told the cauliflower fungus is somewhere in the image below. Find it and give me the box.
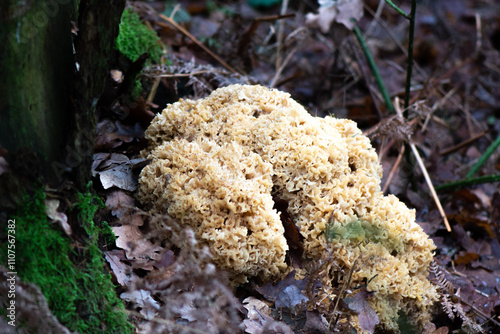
[138,84,438,332]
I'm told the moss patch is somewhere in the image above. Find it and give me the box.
[324,218,404,253]
[0,187,133,334]
[116,8,163,63]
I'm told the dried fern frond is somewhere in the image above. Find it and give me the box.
[429,261,454,294]
[428,261,485,333]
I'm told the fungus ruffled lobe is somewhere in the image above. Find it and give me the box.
[138,84,438,330]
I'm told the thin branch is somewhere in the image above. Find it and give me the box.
[157,13,240,75]
[474,13,482,56]
[410,143,451,232]
[275,0,290,71]
[270,47,297,88]
[439,130,488,156]
[382,144,405,193]
[329,259,357,330]
[394,100,450,231]
[144,70,225,78]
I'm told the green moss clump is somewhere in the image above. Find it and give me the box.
[116,8,163,63]
[324,218,404,254]
[0,188,133,334]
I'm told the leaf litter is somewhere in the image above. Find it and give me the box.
[88,0,500,333]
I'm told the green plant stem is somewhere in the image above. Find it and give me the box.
[353,26,394,114]
[384,0,410,19]
[403,0,417,115]
[403,0,418,190]
[435,174,500,191]
[466,133,500,178]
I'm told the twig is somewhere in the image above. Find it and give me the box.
[146,77,161,103]
[421,87,458,132]
[410,143,451,231]
[382,144,405,193]
[353,25,394,113]
[329,259,357,330]
[383,0,410,19]
[238,13,295,72]
[439,130,488,156]
[157,13,240,75]
[394,100,451,231]
[144,70,225,78]
[270,47,297,88]
[456,295,500,328]
[466,133,500,178]
[474,12,482,56]
[365,0,386,36]
[275,0,290,71]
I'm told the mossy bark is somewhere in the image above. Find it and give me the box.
[0,0,125,207]
[0,1,74,186]
[0,1,131,332]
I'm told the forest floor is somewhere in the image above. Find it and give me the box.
[91,1,500,333]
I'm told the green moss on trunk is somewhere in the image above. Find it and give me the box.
[0,187,133,333]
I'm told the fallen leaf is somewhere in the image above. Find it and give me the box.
[306,0,363,33]
[0,157,9,175]
[344,287,379,333]
[112,224,162,267]
[422,322,448,334]
[306,4,338,34]
[275,284,308,309]
[120,289,160,320]
[153,249,175,269]
[242,298,294,334]
[105,190,135,218]
[454,251,481,265]
[303,310,329,333]
[243,296,271,319]
[45,199,71,236]
[98,153,129,170]
[256,271,307,302]
[99,163,137,191]
[95,120,144,149]
[91,153,110,177]
[336,0,363,30]
[104,249,134,287]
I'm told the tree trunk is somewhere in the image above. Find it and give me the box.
[0,0,125,206]
[0,0,74,193]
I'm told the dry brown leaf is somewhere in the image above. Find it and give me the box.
[0,157,9,176]
[45,199,71,236]
[306,0,363,33]
[243,296,271,319]
[105,190,135,218]
[95,120,143,149]
[104,250,134,287]
[112,224,162,267]
[242,298,294,334]
[99,164,137,191]
[344,287,379,333]
[120,289,160,320]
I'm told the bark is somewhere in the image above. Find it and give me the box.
[0,0,125,208]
